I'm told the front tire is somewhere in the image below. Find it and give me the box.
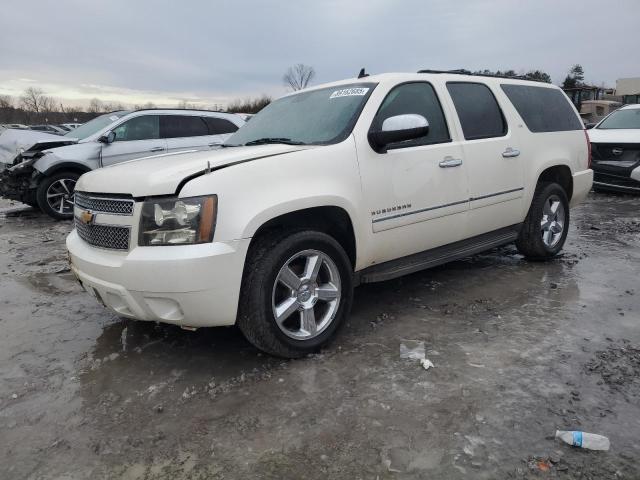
[36,171,79,220]
[516,182,570,260]
[237,230,354,358]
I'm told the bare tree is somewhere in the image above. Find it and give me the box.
[177,100,196,109]
[0,95,13,109]
[132,102,156,110]
[20,87,47,113]
[283,64,315,91]
[100,102,120,112]
[41,95,57,113]
[226,95,272,114]
[88,98,103,114]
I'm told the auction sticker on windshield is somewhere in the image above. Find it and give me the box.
[329,87,369,99]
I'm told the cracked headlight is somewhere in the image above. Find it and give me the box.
[139,195,217,246]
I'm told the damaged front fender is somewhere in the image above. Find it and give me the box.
[0,128,76,166]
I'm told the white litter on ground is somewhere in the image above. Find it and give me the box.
[400,341,435,370]
[420,358,435,370]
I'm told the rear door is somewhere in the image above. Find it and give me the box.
[445,82,524,236]
[100,114,166,166]
[160,115,211,154]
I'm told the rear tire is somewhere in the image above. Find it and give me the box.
[36,171,79,220]
[516,182,569,260]
[237,229,354,358]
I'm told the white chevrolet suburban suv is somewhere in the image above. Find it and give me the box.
[67,72,593,357]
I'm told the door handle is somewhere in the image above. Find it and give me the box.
[439,156,463,168]
[502,147,520,158]
[149,146,165,152]
[208,142,222,147]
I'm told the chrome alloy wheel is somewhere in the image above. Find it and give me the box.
[271,249,341,340]
[46,178,76,215]
[540,194,565,248]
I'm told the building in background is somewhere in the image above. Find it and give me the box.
[616,78,640,104]
[579,100,623,125]
[562,85,617,111]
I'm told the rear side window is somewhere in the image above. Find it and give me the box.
[501,84,583,132]
[203,117,239,135]
[446,82,507,140]
[160,115,208,138]
[371,82,450,149]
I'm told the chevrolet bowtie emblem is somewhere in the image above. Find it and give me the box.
[79,210,95,225]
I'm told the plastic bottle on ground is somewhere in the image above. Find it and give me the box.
[555,430,610,451]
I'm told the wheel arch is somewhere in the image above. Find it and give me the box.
[536,164,573,200]
[247,205,358,268]
[38,162,92,178]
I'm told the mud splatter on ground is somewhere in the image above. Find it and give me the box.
[586,340,640,397]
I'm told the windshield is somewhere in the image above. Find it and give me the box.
[225,83,376,146]
[597,108,640,130]
[65,111,130,140]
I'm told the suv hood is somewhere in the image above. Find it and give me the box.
[0,128,77,165]
[588,128,640,144]
[77,144,314,197]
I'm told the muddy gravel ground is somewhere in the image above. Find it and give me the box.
[0,192,639,479]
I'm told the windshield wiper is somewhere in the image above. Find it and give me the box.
[244,137,306,146]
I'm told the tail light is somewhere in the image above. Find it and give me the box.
[584,129,592,169]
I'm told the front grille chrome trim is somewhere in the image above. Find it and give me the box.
[74,217,131,250]
[74,192,134,216]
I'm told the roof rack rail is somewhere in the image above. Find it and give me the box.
[131,107,227,114]
[417,69,529,80]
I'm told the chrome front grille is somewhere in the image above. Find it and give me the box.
[74,192,134,215]
[75,217,131,250]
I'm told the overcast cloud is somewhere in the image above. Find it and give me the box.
[0,0,638,108]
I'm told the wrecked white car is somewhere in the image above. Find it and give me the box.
[0,110,244,219]
[0,126,77,207]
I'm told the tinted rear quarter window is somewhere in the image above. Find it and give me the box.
[160,115,208,138]
[204,117,239,135]
[500,84,583,132]
[446,82,507,140]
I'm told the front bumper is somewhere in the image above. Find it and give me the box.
[67,230,251,327]
[570,169,594,207]
[0,163,36,203]
[591,143,640,194]
[593,170,640,193]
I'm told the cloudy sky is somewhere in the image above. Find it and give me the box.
[1,0,638,108]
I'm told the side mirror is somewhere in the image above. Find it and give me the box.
[368,114,429,152]
[585,123,596,130]
[98,131,116,144]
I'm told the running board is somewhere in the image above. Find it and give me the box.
[357,224,522,284]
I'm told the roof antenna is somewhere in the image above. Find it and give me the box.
[205,161,211,174]
[357,68,369,79]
